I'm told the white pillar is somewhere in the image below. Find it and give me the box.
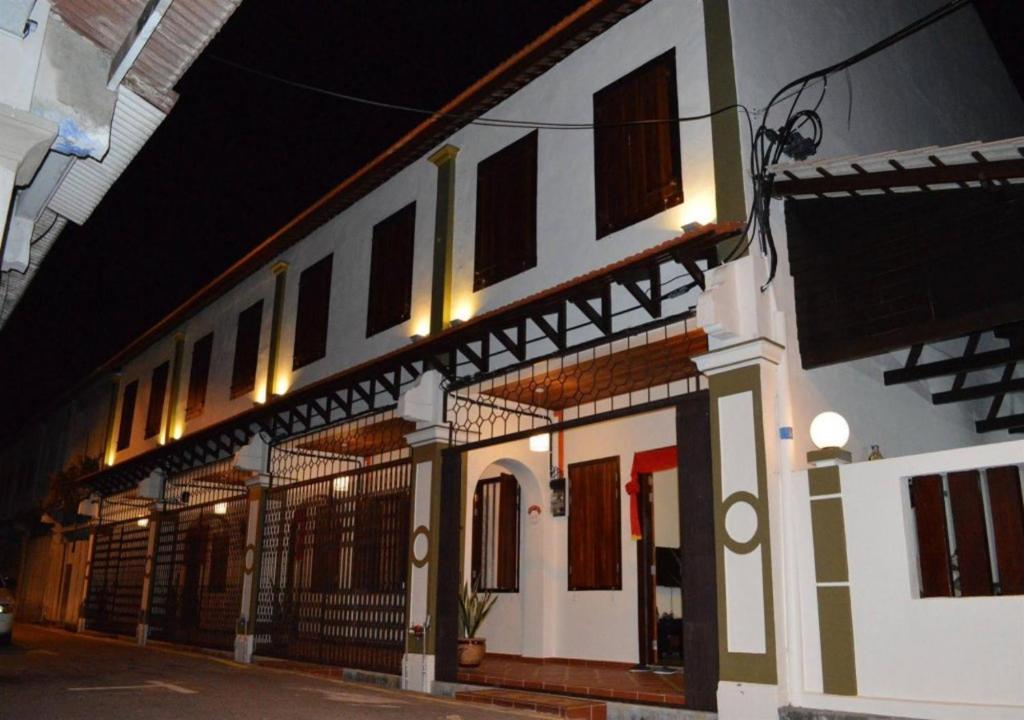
[234,473,270,663]
[137,507,161,646]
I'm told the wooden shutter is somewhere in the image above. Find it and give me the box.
[568,457,622,590]
[474,131,538,290]
[207,531,229,593]
[471,475,520,592]
[292,254,333,369]
[910,475,953,597]
[144,361,169,439]
[185,333,213,420]
[593,49,682,239]
[366,203,416,337]
[948,470,994,596]
[311,501,340,594]
[230,300,263,398]
[115,380,138,451]
[986,466,1024,595]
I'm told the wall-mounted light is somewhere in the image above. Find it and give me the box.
[808,411,852,467]
[529,433,550,453]
[214,502,228,516]
[451,300,473,324]
[137,517,149,528]
[333,476,351,493]
[409,334,424,344]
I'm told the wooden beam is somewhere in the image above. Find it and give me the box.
[933,374,1024,404]
[885,345,1024,385]
[976,412,1024,433]
[773,158,1024,196]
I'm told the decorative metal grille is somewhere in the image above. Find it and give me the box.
[446,317,707,446]
[255,412,413,673]
[84,518,148,635]
[148,495,248,649]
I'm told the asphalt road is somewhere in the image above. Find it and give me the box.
[0,624,532,719]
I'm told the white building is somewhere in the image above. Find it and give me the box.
[3,2,1023,719]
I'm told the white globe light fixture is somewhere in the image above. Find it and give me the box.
[809,411,850,450]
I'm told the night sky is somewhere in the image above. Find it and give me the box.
[0,0,581,439]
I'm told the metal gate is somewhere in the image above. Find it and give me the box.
[84,518,148,635]
[255,458,412,673]
[148,495,248,649]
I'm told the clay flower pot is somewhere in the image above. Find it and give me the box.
[457,637,487,667]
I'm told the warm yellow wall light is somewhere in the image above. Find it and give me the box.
[451,299,474,324]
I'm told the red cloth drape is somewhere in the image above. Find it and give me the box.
[626,446,678,540]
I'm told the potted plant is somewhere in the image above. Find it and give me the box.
[457,582,497,667]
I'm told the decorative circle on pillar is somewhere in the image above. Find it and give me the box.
[243,543,256,575]
[411,525,430,568]
[722,491,762,554]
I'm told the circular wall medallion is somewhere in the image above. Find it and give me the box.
[722,491,762,554]
[243,543,256,575]
[411,526,430,568]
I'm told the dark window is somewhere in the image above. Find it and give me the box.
[472,474,520,592]
[293,254,333,370]
[593,50,682,239]
[568,456,621,590]
[116,380,138,451]
[230,300,263,398]
[144,362,169,439]
[353,493,409,593]
[207,530,229,593]
[366,203,416,337]
[474,131,538,290]
[910,467,1024,597]
[185,333,213,420]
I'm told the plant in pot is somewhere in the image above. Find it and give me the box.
[457,582,497,668]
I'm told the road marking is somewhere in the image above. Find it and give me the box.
[67,680,197,695]
[295,686,404,707]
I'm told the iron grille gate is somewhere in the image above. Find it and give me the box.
[255,459,412,673]
[84,518,148,635]
[148,495,248,650]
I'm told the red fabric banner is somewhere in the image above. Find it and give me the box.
[626,446,678,540]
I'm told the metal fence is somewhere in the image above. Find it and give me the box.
[255,412,413,673]
[84,518,148,635]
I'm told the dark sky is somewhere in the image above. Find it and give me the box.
[0,0,582,438]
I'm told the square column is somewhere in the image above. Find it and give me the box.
[76,526,97,633]
[234,473,270,663]
[136,508,162,646]
[695,337,786,719]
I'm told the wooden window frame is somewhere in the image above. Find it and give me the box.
[144,361,170,439]
[366,203,416,338]
[230,300,264,399]
[115,380,138,452]
[593,49,683,239]
[353,491,410,593]
[471,474,520,593]
[568,456,622,591]
[185,332,213,421]
[292,254,333,370]
[473,131,538,291]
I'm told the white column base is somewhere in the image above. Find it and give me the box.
[234,634,255,664]
[401,653,435,694]
[136,623,148,646]
[718,681,780,720]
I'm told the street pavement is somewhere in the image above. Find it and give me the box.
[0,624,533,719]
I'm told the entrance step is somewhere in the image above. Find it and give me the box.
[455,688,606,719]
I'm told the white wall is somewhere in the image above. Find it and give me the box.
[791,441,1024,719]
[465,407,681,664]
[105,0,717,462]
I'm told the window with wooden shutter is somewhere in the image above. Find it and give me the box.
[568,456,622,590]
[947,470,993,596]
[474,131,538,291]
[472,474,520,592]
[293,254,333,370]
[115,380,138,451]
[185,333,213,420]
[230,300,263,398]
[987,466,1024,595]
[207,530,230,593]
[910,475,954,597]
[366,203,416,337]
[593,49,682,239]
[144,361,169,439]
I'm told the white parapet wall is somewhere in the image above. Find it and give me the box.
[789,439,1024,720]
